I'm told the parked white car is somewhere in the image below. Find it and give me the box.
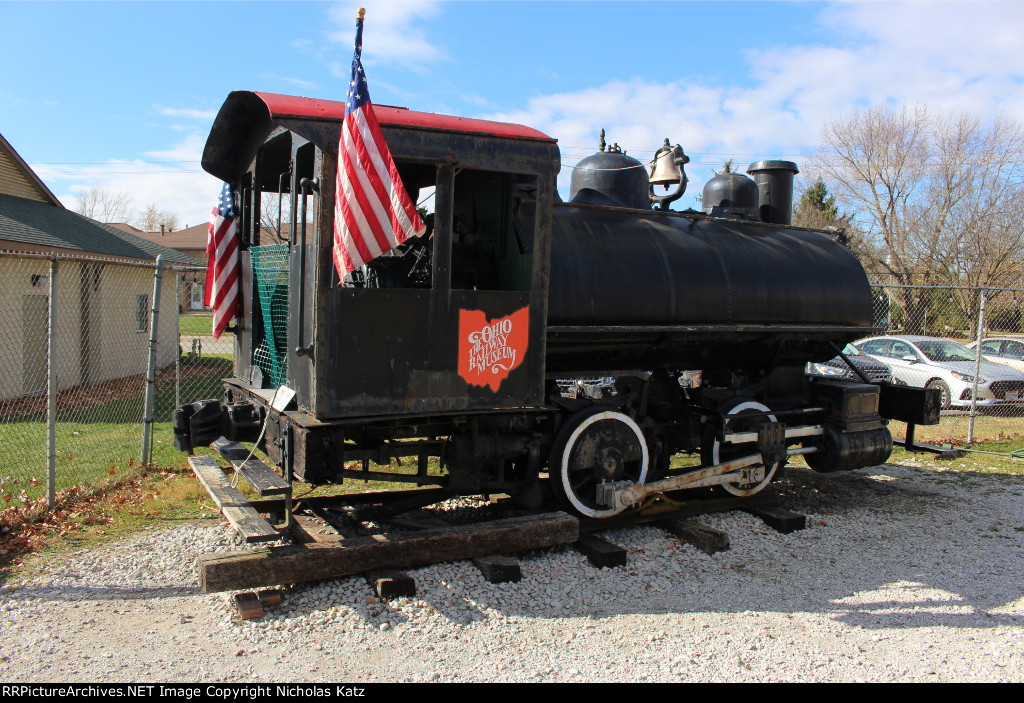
[966,337,1024,375]
[854,335,1024,409]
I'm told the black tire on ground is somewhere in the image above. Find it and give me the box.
[926,378,951,410]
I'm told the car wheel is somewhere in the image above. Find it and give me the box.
[926,378,951,410]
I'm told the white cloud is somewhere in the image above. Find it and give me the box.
[484,1,1024,202]
[276,76,320,92]
[153,105,218,121]
[326,1,446,68]
[35,132,219,228]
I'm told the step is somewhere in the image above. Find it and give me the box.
[212,437,291,497]
[188,455,279,543]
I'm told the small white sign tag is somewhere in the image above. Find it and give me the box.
[271,385,297,412]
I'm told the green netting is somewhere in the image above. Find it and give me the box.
[251,244,290,387]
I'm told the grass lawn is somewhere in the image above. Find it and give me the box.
[889,413,1024,446]
[1,358,233,505]
[178,313,234,338]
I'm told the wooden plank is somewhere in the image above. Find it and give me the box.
[212,437,291,496]
[257,589,282,607]
[656,518,730,555]
[574,532,627,568]
[198,511,578,593]
[188,455,278,543]
[290,514,344,544]
[743,505,806,534]
[249,486,454,514]
[472,554,521,583]
[365,569,416,599]
[233,592,263,620]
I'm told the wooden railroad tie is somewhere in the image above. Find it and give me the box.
[233,588,283,620]
[199,511,578,593]
[574,532,627,568]
[393,508,523,583]
[655,518,730,555]
[743,505,807,534]
[292,506,419,599]
[365,569,417,599]
[471,554,522,583]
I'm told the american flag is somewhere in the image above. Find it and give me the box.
[204,182,240,339]
[333,12,425,278]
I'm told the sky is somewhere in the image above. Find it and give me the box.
[2,0,1023,227]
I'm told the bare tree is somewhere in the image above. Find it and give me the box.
[930,114,1024,335]
[134,204,181,233]
[260,191,288,244]
[73,185,135,223]
[258,191,313,245]
[812,104,1024,335]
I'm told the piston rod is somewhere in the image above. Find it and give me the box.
[595,446,818,512]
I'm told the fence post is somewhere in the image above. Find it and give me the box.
[174,271,180,408]
[46,256,58,509]
[141,255,165,466]
[968,288,988,444]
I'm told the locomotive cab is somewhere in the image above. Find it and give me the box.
[200,91,560,423]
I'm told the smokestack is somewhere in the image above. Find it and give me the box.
[746,160,799,225]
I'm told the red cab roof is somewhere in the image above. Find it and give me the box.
[252,91,555,143]
[202,91,557,182]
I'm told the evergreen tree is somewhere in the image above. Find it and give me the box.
[792,177,848,230]
[799,178,840,221]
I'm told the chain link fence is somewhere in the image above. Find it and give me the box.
[0,252,233,508]
[867,284,1024,446]
[3,248,1023,509]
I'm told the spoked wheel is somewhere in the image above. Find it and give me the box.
[706,399,780,497]
[550,408,649,518]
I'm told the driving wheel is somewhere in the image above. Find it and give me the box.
[707,399,780,497]
[550,408,649,518]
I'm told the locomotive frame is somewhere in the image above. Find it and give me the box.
[175,91,939,525]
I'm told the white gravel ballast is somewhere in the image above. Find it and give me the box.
[1,461,1022,683]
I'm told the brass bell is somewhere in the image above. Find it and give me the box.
[650,139,685,186]
[649,138,689,209]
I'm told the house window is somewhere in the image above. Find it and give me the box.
[137,294,149,332]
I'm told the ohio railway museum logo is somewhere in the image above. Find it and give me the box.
[457,307,529,391]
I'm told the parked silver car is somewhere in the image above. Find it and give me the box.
[854,335,1024,409]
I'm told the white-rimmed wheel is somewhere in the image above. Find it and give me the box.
[550,408,649,518]
[708,399,780,497]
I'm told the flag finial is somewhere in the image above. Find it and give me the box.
[357,7,365,20]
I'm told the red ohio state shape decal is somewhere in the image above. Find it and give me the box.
[458,307,529,392]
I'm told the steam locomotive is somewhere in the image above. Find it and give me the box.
[173,91,937,519]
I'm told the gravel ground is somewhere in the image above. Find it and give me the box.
[1,460,1022,683]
